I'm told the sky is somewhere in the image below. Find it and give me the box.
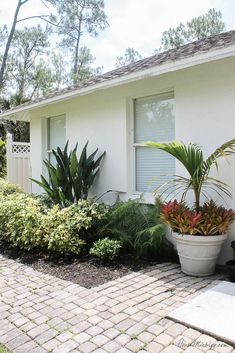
[0,0,235,71]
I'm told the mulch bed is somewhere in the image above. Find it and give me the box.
[0,245,174,288]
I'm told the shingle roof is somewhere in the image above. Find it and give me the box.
[2,30,235,114]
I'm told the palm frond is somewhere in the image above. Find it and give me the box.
[146,140,204,178]
[202,139,235,177]
[145,139,235,210]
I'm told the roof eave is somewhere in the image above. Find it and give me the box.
[1,43,235,120]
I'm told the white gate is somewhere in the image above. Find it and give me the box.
[6,133,32,193]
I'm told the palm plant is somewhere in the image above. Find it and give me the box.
[32,141,105,207]
[145,139,235,211]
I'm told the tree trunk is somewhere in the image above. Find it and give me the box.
[72,0,86,84]
[194,187,201,212]
[73,35,81,83]
[0,0,22,90]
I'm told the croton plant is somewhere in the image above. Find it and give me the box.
[161,200,235,236]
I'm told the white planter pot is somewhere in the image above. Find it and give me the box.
[166,225,177,249]
[172,232,227,276]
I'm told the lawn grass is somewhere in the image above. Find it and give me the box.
[0,344,11,353]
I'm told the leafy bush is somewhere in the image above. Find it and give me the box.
[103,198,173,258]
[0,140,6,178]
[0,182,108,255]
[0,192,43,250]
[90,237,122,261]
[0,178,23,196]
[32,141,105,207]
[32,193,54,213]
[161,199,235,235]
[40,200,108,254]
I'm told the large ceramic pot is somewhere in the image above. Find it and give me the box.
[172,232,227,276]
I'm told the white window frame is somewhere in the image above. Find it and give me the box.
[46,114,66,162]
[130,91,175,199]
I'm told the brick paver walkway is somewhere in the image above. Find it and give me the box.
[0,255,234,353]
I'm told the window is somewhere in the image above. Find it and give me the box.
[133,92,175,193]
[47,115,66,164]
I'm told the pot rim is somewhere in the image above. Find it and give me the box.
[172,232,227,241]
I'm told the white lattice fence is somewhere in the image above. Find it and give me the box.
[6,133,32,193]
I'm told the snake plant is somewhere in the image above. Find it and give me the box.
[32,141,105,207]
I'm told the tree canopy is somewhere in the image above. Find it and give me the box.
[48,0,108,83]
[0,0,108,98]
[159,9,226,51]
[0,0,108,141]
[115,47,142,68]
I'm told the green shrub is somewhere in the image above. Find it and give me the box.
[0,182,108,255]
[103,198,174,258]
[90,237,122,261]
[32,193,54,213]
[0,178,23,196]
[41,200,108,254]
[0,140,6,178]
[0,192,43,250]
[32,141,105,207]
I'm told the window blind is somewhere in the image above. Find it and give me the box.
[47,114,66,165]
[134,92,175,192]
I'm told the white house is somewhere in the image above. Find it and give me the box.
[1,30,235,263]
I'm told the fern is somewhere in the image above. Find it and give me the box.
[103,198,174,258]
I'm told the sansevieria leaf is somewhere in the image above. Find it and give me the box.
[32,141,105,207]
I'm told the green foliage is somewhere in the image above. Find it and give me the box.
[6,25,53,101]
[160,24,186,51]
[115,47,142,68]
[32,193,54,212]
[0,192,43,250]
[0,178,23,195]
[0,343,11,353]
[145,140,235,211]
[0,181,108,255]
[160,8,225,51]
[0,25,8,46]
[41,200,107,254]
[50,51,67,90]
[71,46,103,83]
[48,0,108,83]
[32,141,105,207]
[161,200,235,235]
[187,8,225,40]
[90,237,122,261]
[103,198,173,258]
[0,140,6,177]
[0,116,30,142]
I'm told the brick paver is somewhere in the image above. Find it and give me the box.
[0,255,233,352]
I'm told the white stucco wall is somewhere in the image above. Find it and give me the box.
[29,56,235,263]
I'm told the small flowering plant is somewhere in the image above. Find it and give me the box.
[161,200,235,235]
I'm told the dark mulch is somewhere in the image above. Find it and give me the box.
[0,245,174,288]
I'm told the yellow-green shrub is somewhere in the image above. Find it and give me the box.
[0,178,23,196]
[0,192,43,250]
[0,181,108,255]
[90,237,122,261]
[40,200,108,254]
[0,140,6,178]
